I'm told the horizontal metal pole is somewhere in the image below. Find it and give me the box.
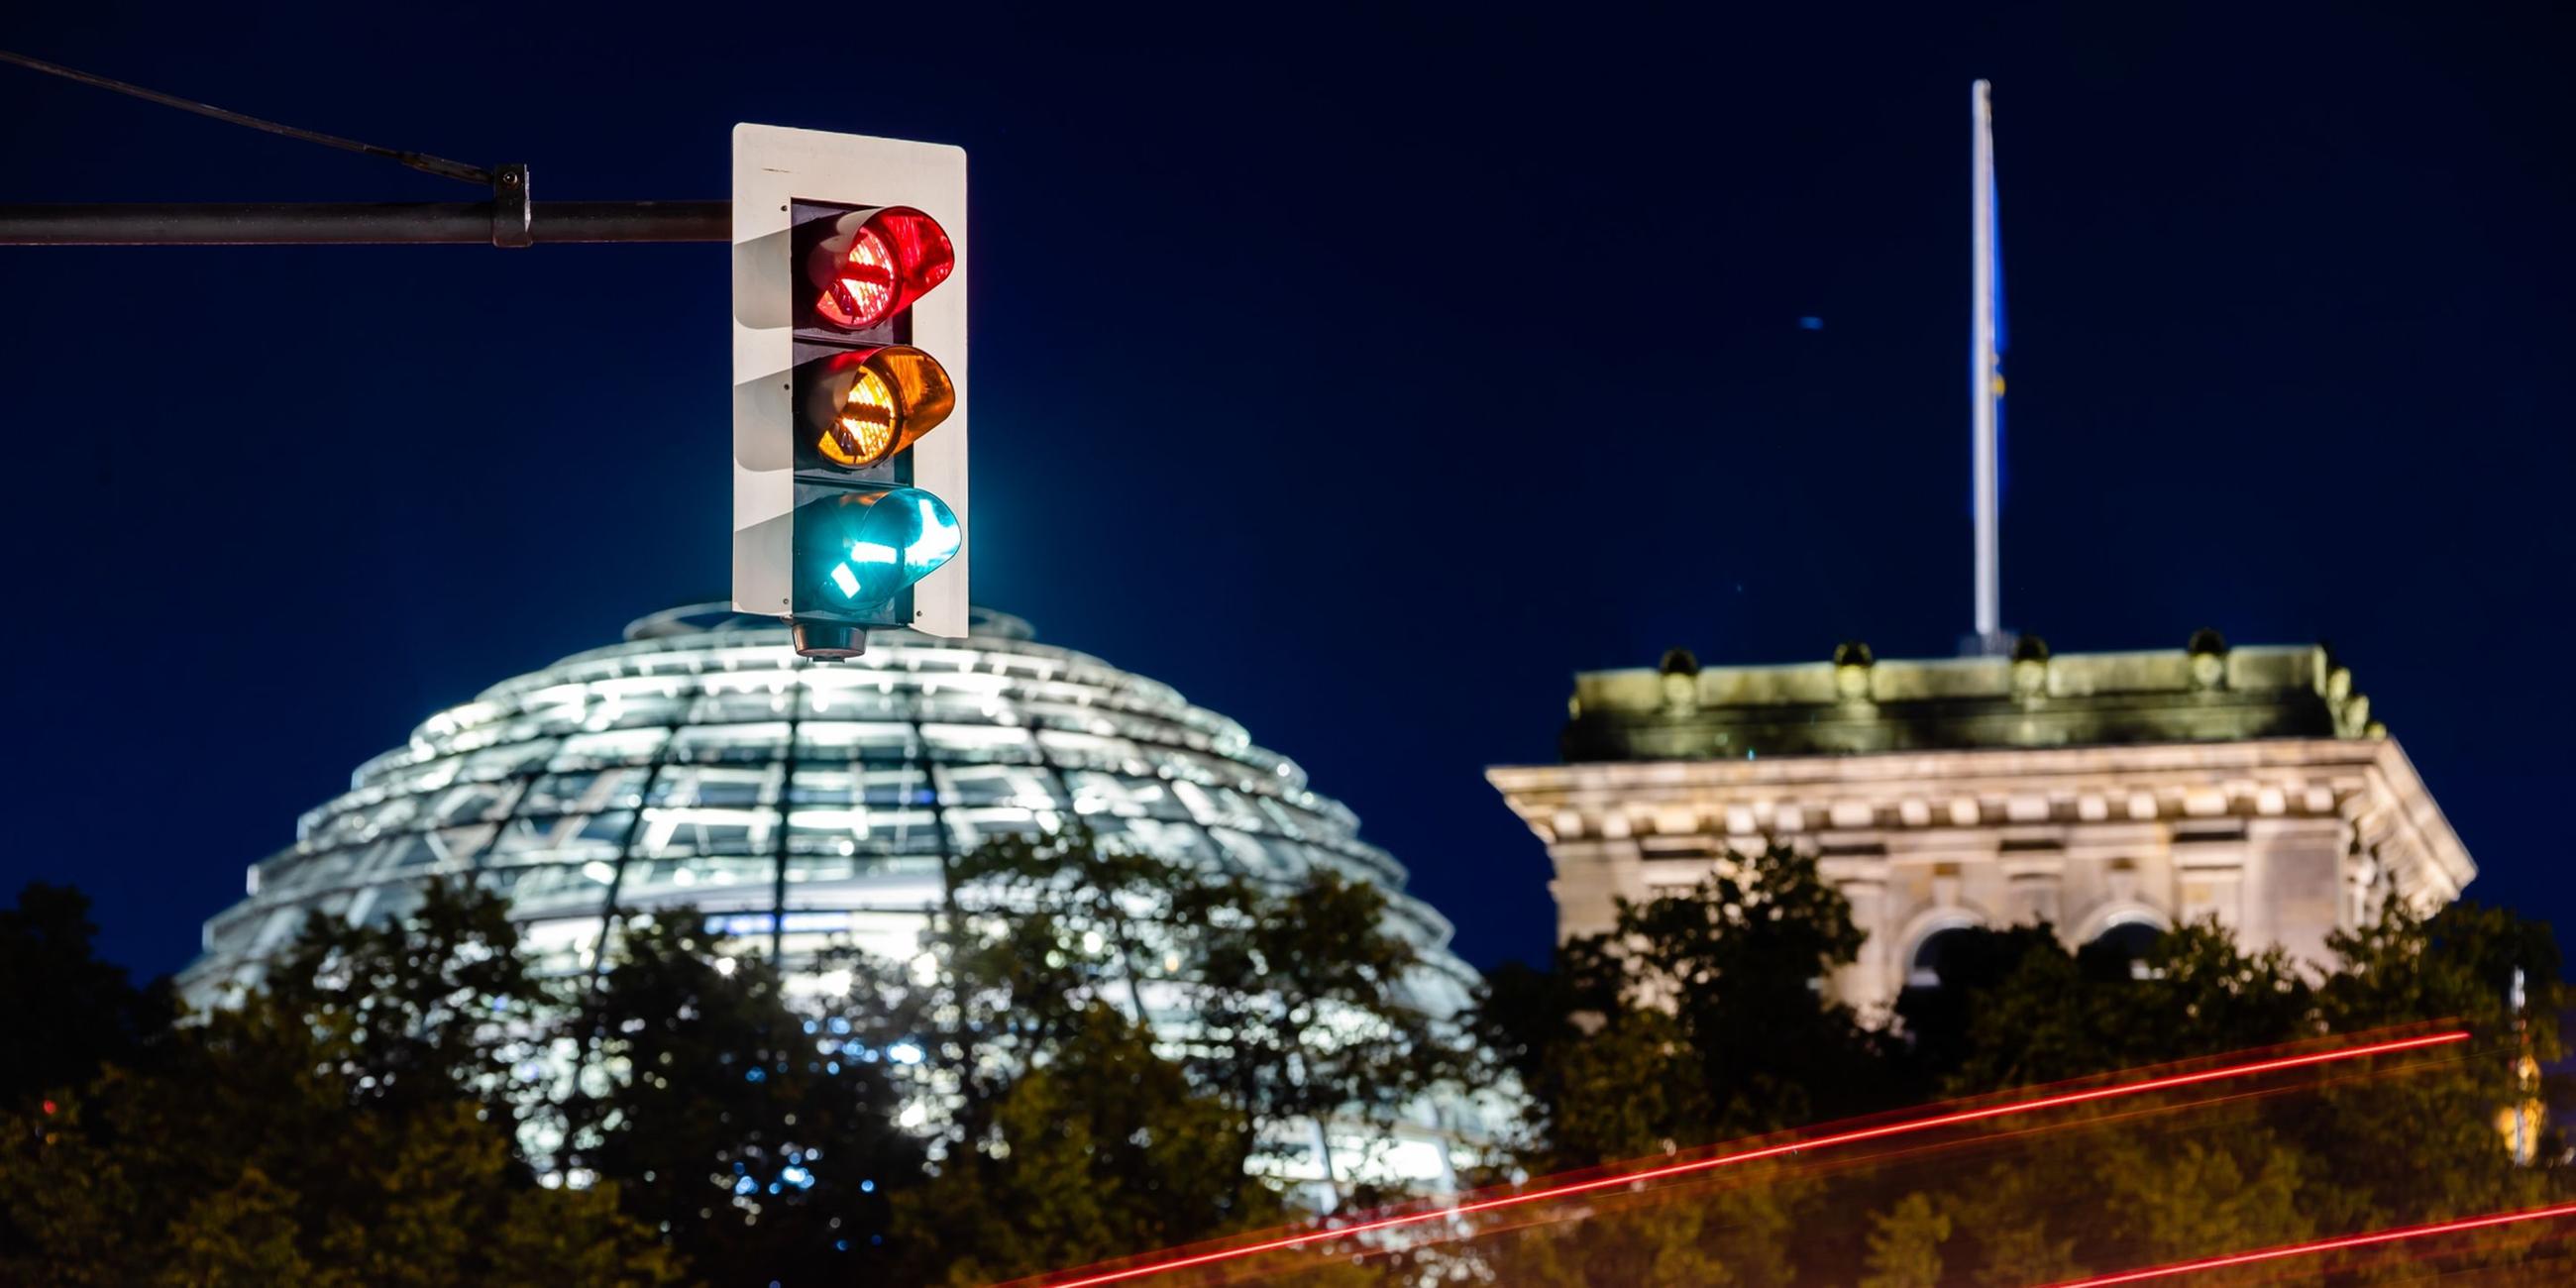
[0,200,731,246]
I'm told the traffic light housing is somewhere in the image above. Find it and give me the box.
[732,126,967,658]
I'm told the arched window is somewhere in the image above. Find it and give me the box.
[1908,925,1981,989]
[2084,919,2165,980]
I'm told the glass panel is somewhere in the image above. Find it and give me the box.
[518,915,605,974]
[1034,729,1144,773]
[1118,817,1216,869]
[931,763,1064,809]
[1206,827,1273,878]
[430,781,520,827]
[922,723,1036,765]
[669,722,790,764]
[916,691,1016,727]
[861,766,935,806]
[250,903,314,953]
[788,768,857,807]
[797,679,912,722]
[1207,828,1305,880]
[791,766,939,809]
[305,798,402,850]
[692,687,797,724]
[1172,780,1264,831]
[514,682,591,734]
[784,851,862,883]
[353,880,428,927]
[795,721,916,763]
[357,831,456,879]
[376,757,465,799]
[288,844,368,891]
[946,805,1054,850]
[552,729,669,771]
[580,690,694,731]
[1254,797,1312,841]
[460,740,559,782]
[204,906,266,959]
[1061,770,1191,822]
[619,856,777,901]
[635,806,775,859]
[487,810,632,863]
[648,765,778,808]
[784,806,943,857]
[484,861,613,909]
[523,768,650,815]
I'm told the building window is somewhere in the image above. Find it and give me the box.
[1908,926,1980,989]
[2083,919,2165,980]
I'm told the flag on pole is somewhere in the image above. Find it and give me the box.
[1970,79,2005,648]
[1989,136,2007,506]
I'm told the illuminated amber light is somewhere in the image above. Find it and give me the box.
[804,346,954,469]
[825,368,898,466]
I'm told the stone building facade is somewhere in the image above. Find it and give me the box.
[1486,633,2474,1015]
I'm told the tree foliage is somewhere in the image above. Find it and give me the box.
[855,826,1475,1279]
[1857,1192,1950,1288]
[0,883,169,1109]
[1481,843,1883,1171]
[13,835,2574,1286]
[0,955,677,1286]
[889,1006,1273,1285]
[4,828,1478,1286]
[1473,849,2575,1285]
[260,880,558,1122]
[565,910,921,1286]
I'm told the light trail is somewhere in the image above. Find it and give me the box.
[2040,1199,2576,1286]
[1022,1028,2469,1288]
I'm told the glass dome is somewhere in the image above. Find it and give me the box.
[181,604,1490,1188]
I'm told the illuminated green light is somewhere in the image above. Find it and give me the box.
[794,484,963,616]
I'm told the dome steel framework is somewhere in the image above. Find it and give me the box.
[183,605,1489,1188]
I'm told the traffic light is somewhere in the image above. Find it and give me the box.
[731,126,968,659]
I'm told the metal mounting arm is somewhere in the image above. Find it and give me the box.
[0,198,730,246]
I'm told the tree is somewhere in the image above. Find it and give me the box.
[259,879,561,1124]
[1530,1007,1711,1167]
[1468,858,2576,1284]
[1616,846,1880,1132]
[2097,1128,2309,1269]
[1857,1193,1950,1288]
[1463,846,1868,1283]
[875,826,1477,1215]
[0,883,169,1108]
[2307,899,2568,1226]
[1479,844,1882,1171]
[1179,867,1477,1196]
[1902,918,2314,1094]
[888,1007,1275,1285]
[0,970,678,1286]
[564,909,920,1287]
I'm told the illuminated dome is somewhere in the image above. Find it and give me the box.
[182,604,1489,1187]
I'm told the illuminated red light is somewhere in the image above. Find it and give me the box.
[808,206,953,330]
[1027,1029,2471,1288]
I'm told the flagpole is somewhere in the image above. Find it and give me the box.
[1971,79,2002,648]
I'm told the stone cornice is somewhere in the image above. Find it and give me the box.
[1487,736,2473,902]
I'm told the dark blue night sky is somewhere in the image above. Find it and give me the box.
[4,3,2570,980]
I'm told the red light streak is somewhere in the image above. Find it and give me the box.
[1027,1029,2468,1288]
[2040,1199,2576,1286]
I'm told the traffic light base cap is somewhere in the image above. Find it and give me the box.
[793,620,868,661]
